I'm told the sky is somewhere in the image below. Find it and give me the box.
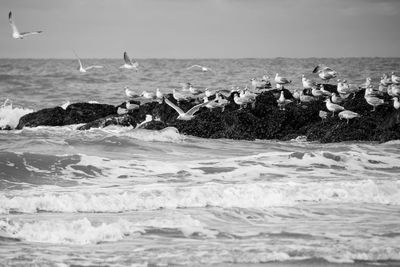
[0,0,399,58]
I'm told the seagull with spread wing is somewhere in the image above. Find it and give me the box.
[120,52,139,70]
[164,97,210,121]
[8,11,43,39]
[73,51,103,73]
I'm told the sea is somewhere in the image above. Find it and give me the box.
[0,58,400,267]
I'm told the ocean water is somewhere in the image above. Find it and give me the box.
[0,58,400,267]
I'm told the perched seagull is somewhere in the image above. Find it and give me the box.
[365,95,384,111]
[299,92,316,103]
[188,84,202,95]
[120,52,139,70]
[302,75,317,91]
[250,78,269,90]
[380,74,392,86]
[331,92,344,104]
[313,65,337,83]
[126,101,139,110]
[164,97,209,120]
[125,86,140,98]
[156,88,164,99]
[60,101,71,110]
[173,89,190,103]
[8,11,42,39]
[277,91,292,110]
[203,96,219,109]
[360,77,372,89]
[338,110,360,124]
[311,87,324,98]
[141,91,156,99]
[215,93,229,112]
[117,107,128,115]
[180,82,192,91]
[393,97,400,110]
[275,73,292,86]
[325,98,345,117]
[73,51,103,73]
[392,72,400,85]
[391,84,400,96]
[319,84,332,96]
[187,65,213,72]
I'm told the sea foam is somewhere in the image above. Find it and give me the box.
[0,99,33,129]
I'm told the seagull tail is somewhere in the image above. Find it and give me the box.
[312,66,320,73]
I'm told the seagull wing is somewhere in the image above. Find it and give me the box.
[85,65,104,70]
[73,50,84,69]
[123,52,133,65]
[187,65,202,70]
[8,11,19,35]
[20,31,43,37]
[186,101,210,116]
[164,98,185,116]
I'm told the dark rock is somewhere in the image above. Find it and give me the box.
[63,103,116,125]
[15,90,400,143]
[16,106,66,129]
[16,103,117,129]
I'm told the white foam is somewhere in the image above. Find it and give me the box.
[0,217,143,245]
[0,99,33,129]
[1,179,399,214]
[0,214,215,244]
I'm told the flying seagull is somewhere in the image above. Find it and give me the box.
[73,51,103,73]
[164,97,210,121]
[120,52,139,70]
[8,11,43,39]
[187,65,214,72]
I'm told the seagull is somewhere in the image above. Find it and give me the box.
[325,98,345,117]
[156,88,164,99]
[365,95,384,111]
[164,97,209,121]
[215,93,229,112]
[126,101,139,110]
[73,51,103,73]
[360,77,372,89]
[203,96,220,109]
[8,11,43,39]
[302,75,317,91]
[275,73,292,86]
[120,52,139,70]
[125,87,140,98]
[392,72,400,85]
[187,65,213,72]
[117,107,128,115]
[313,65,337,83]
[141,91,156,99]
[250,78,269,90]
[173,89,190,103]
[277,91,292,110]
[393,97,400,110]
[331,92,344,104]
[338,110,360,124]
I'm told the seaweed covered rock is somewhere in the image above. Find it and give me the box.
[16,103,117,129]
[15,86,400,143]
[16,106,66,129]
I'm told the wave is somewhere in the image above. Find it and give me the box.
[0,99,33,129]
[0,214,215,245]
[1,179,399,214]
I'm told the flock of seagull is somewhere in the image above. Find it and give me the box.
[7,11,400,125]
[118,66,400,124]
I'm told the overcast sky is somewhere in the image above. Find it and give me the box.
[0,0,399,58]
